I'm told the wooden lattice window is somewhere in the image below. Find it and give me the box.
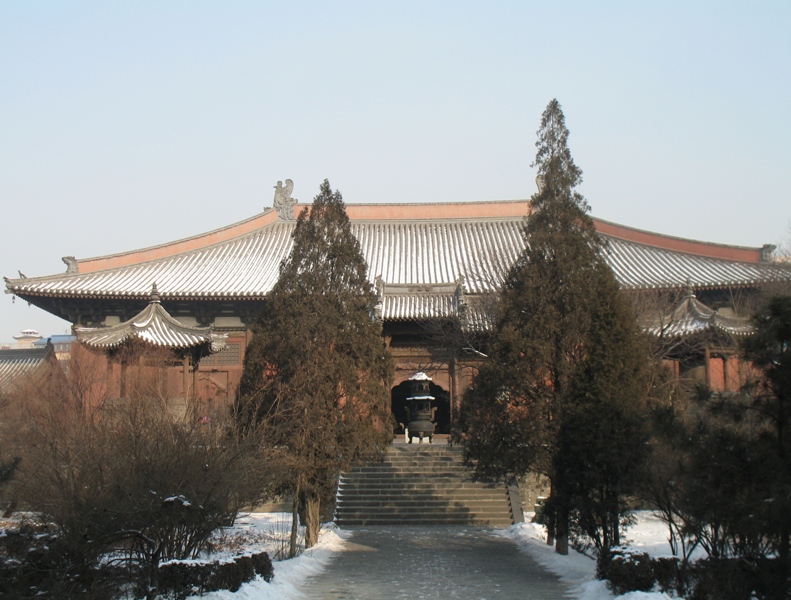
[201,342,241,366]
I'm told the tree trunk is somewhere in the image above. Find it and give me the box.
[544,486,555,546]
[545,481,555,546]
[289,482,300,559]
[611,506,620,547]
[555,494,569,555]
[546,517,556,546]
[776,519,790,600]
[145,545,162,600]
[304,492,321,548]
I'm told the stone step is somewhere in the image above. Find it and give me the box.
[338,487,504,497]
[341,470,486,478]
[367,455,464,463]
[335,502,509,512]
[334,443,519,527]
[337,494,504,503]
[339,476,490,485]
[339,480,495,487]
[335,509,512,519]
[380,454,465,461]
[343,477,483,485]
[335,510,511,524]
[348,464,470,472]
[338,501,508,508]
[339,488,506,497]
[335,517,514,526]
[334,508,510,518]
[337,493,509,503]
[344,472,470,477]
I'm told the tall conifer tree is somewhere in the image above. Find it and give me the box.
[461,100,648,554]
[554,272,650,553]
[236,180,393,551]
[742,295,791,595]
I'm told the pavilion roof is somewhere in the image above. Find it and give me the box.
[74,286,227,351]
[5,201,790,323]
[645,288,755,339]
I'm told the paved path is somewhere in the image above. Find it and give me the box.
[298,526,571,599]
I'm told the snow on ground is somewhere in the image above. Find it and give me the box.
[501,511,676,600]
[185,513,348,600]
[187,511,681,599]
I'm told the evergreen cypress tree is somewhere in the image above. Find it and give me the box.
[554,270,650,553]
[742,295,791,596]
[236,180,393,551]
[461,99,649,555]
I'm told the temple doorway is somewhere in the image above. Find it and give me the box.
[391,379,451,435]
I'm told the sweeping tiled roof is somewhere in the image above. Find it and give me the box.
[645,289,754,339]
[0,346,54,392]
[75,286,227,351]
[5,201,790,321]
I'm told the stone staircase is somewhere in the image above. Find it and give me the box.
[334,443,517,526]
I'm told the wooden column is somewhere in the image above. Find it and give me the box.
[704,346,711,388]
[182,355,190,400]
[159,365,168,399]
[106,354,114,398]
[192,355,200,402]
[120,359,127,399]
[722,355,729,392]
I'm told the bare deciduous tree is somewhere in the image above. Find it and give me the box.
[4,343,271,599]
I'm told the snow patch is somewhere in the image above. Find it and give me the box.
[501,512,680,600]
[186,514,349,600]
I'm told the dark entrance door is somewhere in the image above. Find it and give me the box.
[391,380,451,435]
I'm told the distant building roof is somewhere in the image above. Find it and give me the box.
[33,335,76,346]
[13,329,42,341]
[0,345,55,392]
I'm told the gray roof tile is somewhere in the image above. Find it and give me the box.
[6,206,790,323]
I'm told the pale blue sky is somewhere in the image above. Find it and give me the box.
[2,1,790,342]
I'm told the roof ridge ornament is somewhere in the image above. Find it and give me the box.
[62,256,78,274]
[684,279,695,299]
[455,276,468,321]
[273,179,298,221]
[372,275,385,324]
[150,283,160,303]
[761,244,777,263]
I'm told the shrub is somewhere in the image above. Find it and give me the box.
[155,551,273,599]
[597,547,655,595]
[652,556,681,595]
[0,523,274,600]
[0,522,122,599]
[688,557,755,600]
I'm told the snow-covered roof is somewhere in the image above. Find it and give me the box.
[409,372,433,381]
[645,288,754,339]
[5,201,790,323]
[75,285,227,351]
